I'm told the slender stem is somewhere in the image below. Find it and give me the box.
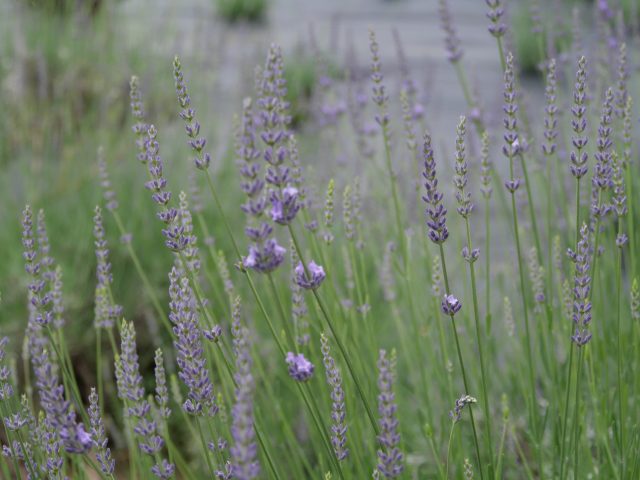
[616,240,624,478]
[288,223,380,436]
[437,244,484,480]
[463,218,494,474]
[484,196,492,336]
[572,348,584,478]
[445,423,456,480]
[558,343,574,479]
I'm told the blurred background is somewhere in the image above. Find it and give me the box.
[0,0,637,399]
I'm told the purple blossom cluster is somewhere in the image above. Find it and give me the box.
[93,205,122,329]
[285,352,314,382]
[230,299,260,480]
[502,52,521,194]
[116,320,174,478]
[376,349,403,478]
[168,267,218,416]
[570,56,589,180]
[320,334,349,461]
[568,225,593,346]
[144,126,185,252]
[422,133,449,244]
[173,56,211,170]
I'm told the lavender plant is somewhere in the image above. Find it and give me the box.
[3,4,640,479]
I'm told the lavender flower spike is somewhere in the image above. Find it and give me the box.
[130,76,148,164]
[502,52,521,193]
[570,56,588,180]
[230,298,260,479]
[441,294,462,316]
[438,0,463,62]
[480,132,492,199]
[369,29,390,128]
[453,116,473,218]
[450,394,477,423]
[154,348,171,420]
[591,87,614,220]
[97,146,118,211]
[89,387,115,475]
[422,133,449,244]
[285,352,314,382]
[116,320,174,478]
[567,224,592,347]
[320,333,349,461]
[294,260,326,290]
[93,206,123,329]
[486,0,507,38]
[542,59,558,157]
[173,55,211,170]
[168,268,217,416]
[22,206,53,327]
[376,349,403,478]
[144,125,188,253]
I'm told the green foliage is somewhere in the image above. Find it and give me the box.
[215,0,269,24]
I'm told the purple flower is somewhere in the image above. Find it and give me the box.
[0,337,14,402]
[449,394,477,423]
[570,57,589,180]
[438,0,463,63]
[285,352,314,382]
[237,98,266,211]
[542,59,558,157]
[290,249,310,346]
[129,76,149,164]
[369,29,390,128]
[51,266,65,329]
[269,186,300,225]
[230,299,260,480]
[453,116,473,218]
[591,88,614,219]
[612,155,627,217]
[480,132,492,199]
[22,206,53,327]
[168,268,218,416]
[502,52,521,192]
[97,146,118,211]
[294,260,326,290]
[320,334,349,461]
[93,206,122,329]
[486,0,507,38]
[567,224,592,347]
[116,321,174,476]
[528,248,546,309]
[154,349,171,419]
[178,191,201,274]
[243,238,286,274]
[88,387,115,475]
[29,329,91,454]
[441,294,462,316]
[173,56,211,170]
[376,349,403,478]
[144,125,188,253]
[616,43,628,118]
[422,133,449,244]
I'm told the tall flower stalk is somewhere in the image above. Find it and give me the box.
[453,116,494,474]
[501,52,539,449]
[421,132,483,478]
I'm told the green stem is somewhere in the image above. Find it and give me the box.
[558,343,574,479]
[463,218,494,475]
[616,229,624,477]
[288,224,379,436]
[438,244,484,480]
